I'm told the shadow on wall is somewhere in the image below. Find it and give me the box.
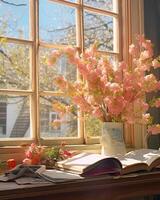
[144,0,160,149]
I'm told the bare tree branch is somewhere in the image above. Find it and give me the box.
[0,49,13,64]
[47,25,76,33]
[0,0,27,6]
[47,21,112,33]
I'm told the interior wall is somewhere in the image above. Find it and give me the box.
[144,0,160,149]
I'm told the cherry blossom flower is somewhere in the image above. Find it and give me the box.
[48,35,160,135]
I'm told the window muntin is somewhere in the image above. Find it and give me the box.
[0,0,120,145]
[83,0,114,12]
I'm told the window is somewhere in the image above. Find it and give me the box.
[49,112,61,132]
[0,0,121,146]
[0,101,6,136]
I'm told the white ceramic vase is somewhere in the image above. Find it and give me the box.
[101,122,126,156]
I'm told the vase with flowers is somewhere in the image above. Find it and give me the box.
[48,35,160,155]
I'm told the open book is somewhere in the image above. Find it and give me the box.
[56,149,160,177]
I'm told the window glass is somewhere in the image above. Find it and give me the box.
[39,0,76,45]
[85,116,102,137]
[0,0,29,39]
[109,55,119,69]
[0,0,120,144]
[0,42,30,90]
[84,11,114,51]
[84,0,114,12]
[39,47,77,91]
[63,0,76,2]
[0,95,30,138]
[40,96,78,138]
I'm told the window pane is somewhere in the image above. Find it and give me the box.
[84,0,114,12]
[64,0,76,2]
[40,96,78,138]
[39,0,76,45]
[0,95,30,138]
[108,54,118,69]
[0,0,29,39]
[0,42,30,90]
[39,47,77,91]
[84,11,114,51]
[85,116,102,137]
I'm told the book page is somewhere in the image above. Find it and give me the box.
[35,165,46,174]
[57,153,108,172]
[57,149,160,176]
[119,149,160,169]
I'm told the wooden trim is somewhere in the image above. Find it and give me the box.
[83,5,118,18]
[35,0,40,144]
[76,0,83,49]
[130,0,145,149]
[0,89,33,96]
[49,0,119,18]
[121,0,145,148]
[0,0,122,146]
[29,0,37,142]
[39,41,79,49]
[40,137,84,146]
[121,0,134,147]
[113,18,119,53]
[76,0,85,142]
[131,0,144,42]
[0,138,35,146]
[40,41,119,55]
[121,0,132,63]
[139,0,144,35]
[118,0,123,60]
[1,171,160,200]
[0,36,33,45]
[98,50,119,56]
[40,91,64,96]
[49,0,80,8]
[84,136,100,144]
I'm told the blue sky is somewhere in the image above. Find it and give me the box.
[0,0,113,51]
[39,0,75,43]
[0,0,29,38]
[0,0,75,42]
